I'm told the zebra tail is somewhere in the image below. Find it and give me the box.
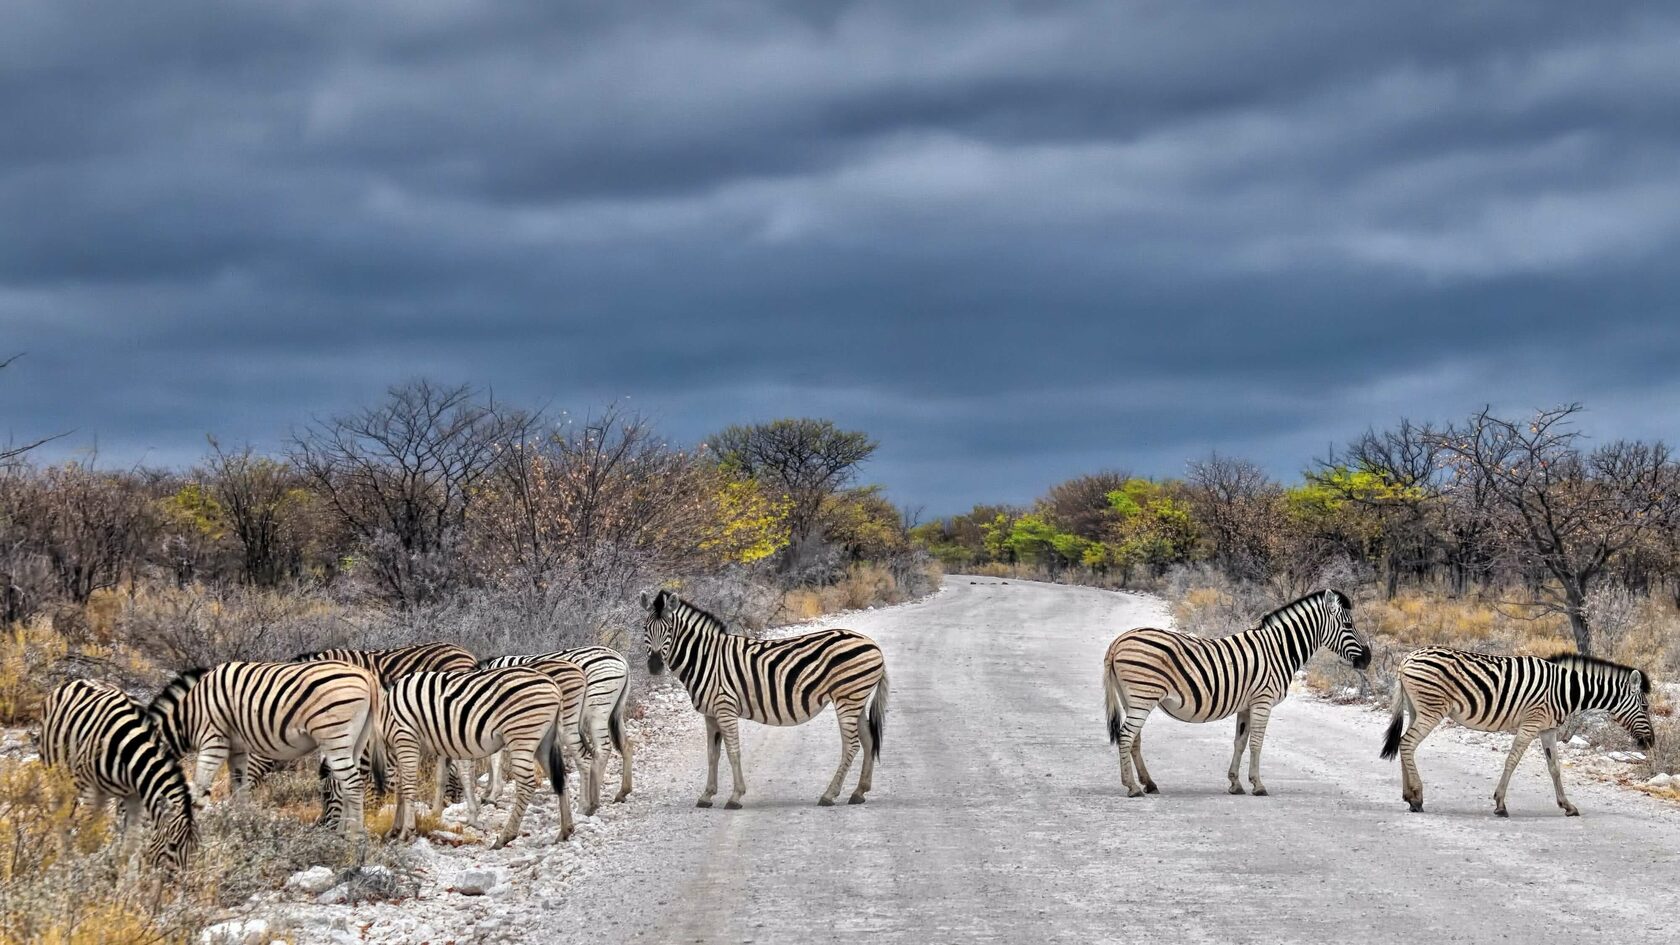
[1104,661,1126,745]
[866,670,888,760]
[607,683,629,757]
[365,683,390,796]
[1379,685,1408,761]
[541,724,568,799]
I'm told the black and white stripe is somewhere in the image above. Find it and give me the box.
[147,660,386,836]
[642,590,889,809]
[1380,646,1655,816]
[296,641,478,681]
[481,645,633,812]
[1103,588,1371,797]
[382,667,582,847]
[39,679,196,873]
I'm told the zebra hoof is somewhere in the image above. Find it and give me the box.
[1126,787,1146,798]
[847,794,866,805]
[613,792,630,803]
[1408,801,1424,813]
[1563,806,1580,817]
[1251,787,1268,797]
[1495,808,1509,818]
[1227,784,1246,795]
[1144,781,1159,794]
[817,796,836,807]
[724,800,743,810]
[696,799,713,809]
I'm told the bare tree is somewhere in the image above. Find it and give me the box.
[1185,453,1281,581]
[0,462,156,609]
[1431,405,1680,653]
[1038,471,1131,541]
[707,418,877,547]
[1,354,67,468]
[203,438,316,586]
[289,380,531,606]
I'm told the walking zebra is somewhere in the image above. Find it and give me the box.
[642,590,889,809]
[382,668,582,847]
[1381,646,1655,816]
[146,660,385,836]
[1103,588,1370,797]
[38,680,196,873]
[482,645,633,812]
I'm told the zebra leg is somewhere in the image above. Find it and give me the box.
[325,751,366,838]
[190,737,230,804]
[390,736,423,841]
[227,749,252,794]
[493,746,538,850]
[1227,711,1250,795]
[718,712,747,810]
[612,708,634,803]
[588,716,610,814]
[697,715,721,808]
[853,703,877,803]
[459,760,482,823]
[1130,727,1158,794]
[1113,715,1150,797]
[1398,710,1442,812]
[1493,730,1536,817]
[1539,730,1579,816]
[431,756,449,812]
[1245,703,1274,796]
[820,702,864,807]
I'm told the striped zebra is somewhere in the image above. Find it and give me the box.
[146,660,385,836]
[1103,588,1371,797]
[481,645,633,812]
[295,641,478,680]
[38,679,197,873]
[382,668,583,847]
[1380,646,1655,816]
[642,590,889,809]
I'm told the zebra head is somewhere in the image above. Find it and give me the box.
[144,805,197,876]
[1550,654,1655,750]
[642,589,674,675]
[146,667,207,758]
[1320,590,1371,670]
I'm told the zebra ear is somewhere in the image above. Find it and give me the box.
[640,591,650,610]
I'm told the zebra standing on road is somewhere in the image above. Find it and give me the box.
[382,667,580,847]
[1103,589,1371,797]
[1381,647,1655,817]
[146,660,385,836]
[642,590,889,809]
[38,679,197,873]
[481,645,633,811]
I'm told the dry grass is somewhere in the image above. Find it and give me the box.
[776,560,941,625]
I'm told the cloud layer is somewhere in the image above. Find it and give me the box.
[4,1,1679,511]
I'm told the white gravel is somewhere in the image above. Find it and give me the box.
[246,578,1680,943]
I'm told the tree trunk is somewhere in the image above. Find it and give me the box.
[1564,582,1592,654]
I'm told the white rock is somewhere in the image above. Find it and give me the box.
[1646,773,1674,789]
[1565,735,1590,749]
[200,919,271,945]
[285,866,339,895]
[450,867,507,896]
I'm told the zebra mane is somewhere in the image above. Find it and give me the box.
[1546,652,1650,694]
[665,593,731,634]
[147,667,207,715]
[1257,589,1343,632]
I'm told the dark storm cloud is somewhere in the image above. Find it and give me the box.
[4,0,1680,512]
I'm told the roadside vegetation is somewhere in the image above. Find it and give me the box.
[0,363,935,942]
[912,406,1680,778]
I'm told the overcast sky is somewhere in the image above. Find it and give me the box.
[4,1,1679,515]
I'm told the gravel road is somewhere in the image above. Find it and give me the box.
[319,577,1680,944]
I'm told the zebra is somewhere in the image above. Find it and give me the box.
[279,641,477,801]
[1102,588,1370,797]
[146,660,386,836]
[38,679,197,874]
[1380,646,1655,817]
[381,668,583,847]
[481,645,633,812]
[642,589,889,809]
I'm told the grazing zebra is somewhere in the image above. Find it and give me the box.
[482,645,632,811]
[1381,647,1655,817]
[146,660,385,836]
[642,589,889,809]
[38,680,196,873]
[1103,588,1371,797]
[382,668,581,847]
